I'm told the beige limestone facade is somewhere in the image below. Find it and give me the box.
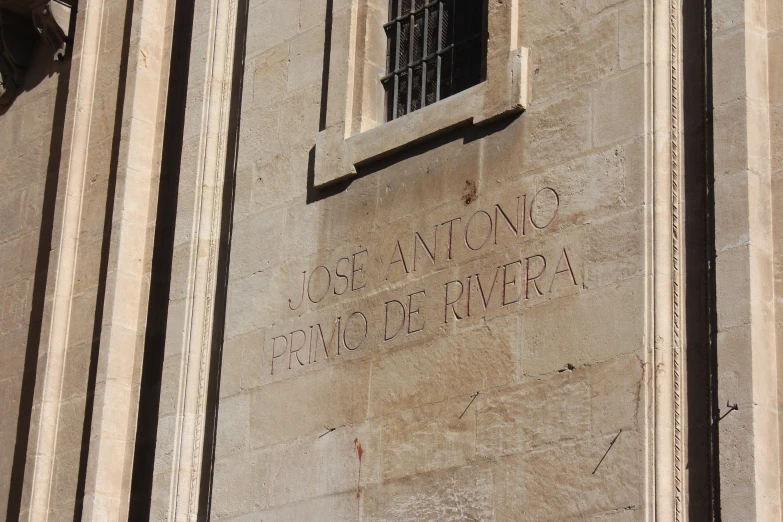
[1,0,783,520]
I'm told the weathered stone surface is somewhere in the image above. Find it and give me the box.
[249,360,371,448]
[521,278,645,376]
[363,464,494,522]
[380,397,476,481]
[495,432,643,521]
[369,317,518,418]
[476,371,591,458]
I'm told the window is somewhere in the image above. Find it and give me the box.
[314,0,526,187]
[383,0,486,121]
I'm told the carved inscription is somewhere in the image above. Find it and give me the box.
[268,187,577,375]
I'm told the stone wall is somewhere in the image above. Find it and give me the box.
[0,43,67,518]
[209,0,649,519]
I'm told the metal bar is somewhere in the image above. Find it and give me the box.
[383,0,441,27]
[407,10,414,113]
[380,33,481,81]
[393,17,402,119]
[421,6,428,107]
[436,0,443,101]
[449,0,455,92]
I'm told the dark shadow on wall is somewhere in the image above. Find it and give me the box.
[126,0,196,515]
[72,0,136,516]
[4,42,72,522]
[305,111,519,205]
[197,0,250,516]
[682,0,720,519]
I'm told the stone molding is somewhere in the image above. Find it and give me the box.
[160,0,240,518]
[313,0,528,187]
[22,0,106,517]
[650,0,687,519]
[78,0,173,516]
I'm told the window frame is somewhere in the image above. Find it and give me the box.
[314,0,527,188]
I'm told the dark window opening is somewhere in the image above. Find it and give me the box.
[383,0,486,121]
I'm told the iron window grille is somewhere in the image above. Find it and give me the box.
[383,0,486,121]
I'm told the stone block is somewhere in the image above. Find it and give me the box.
[362,464,494,522]
[379,397,476,481]
[521,277,644,375]
[246,0,300,59]
[592,67,644,148]
[715,245,752,330]
[68,288,99,347]
[251,43,290,109]
[60,341,92,401]
[214,392,249,459]
[477,370,590,459]
[229,208,284,281]
[249,359,371,448]
[713,99,749,179]
[619,1,644,70]
[265,421,380,507]
[585,206,645,289]
[375,136,481,226]
[225,270,274,338]
[246,492,358,522]
[714,171,751,253]
[589,354,644,436]
[278,83,323,148]
[288,26,325,92]
[522,89,592,173]
[712,28,747,108]
[211,449,270,520]
[250,146,310,213]
[368,316,518,418]
[0,190,25,241]
[495,432,643,521]
[531,12,617,102]
[0,278,31,334]
[50,449,81,510]
[536,146,627,229]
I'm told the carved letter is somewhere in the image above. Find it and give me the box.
[385,240,409,281]
[307,265,331,303]
[407,290,426,334]
[502,260,523,306]
[475,268,500,311]
[548,248,578,292]
[444,280,465,323]
[334,257,351,295]
[343,312,368,350]
[311,317,340,362]
[270,335,289,375]
[439,217,462,260]
[529,187,560,230]
[288,270,306,310]
[289,330,307,369]
[524,255,547,299]
[351,249,368,291]
[384,299,406,341]
[494,197,524,245]
[465,210,493,251]
[412,229,436,271]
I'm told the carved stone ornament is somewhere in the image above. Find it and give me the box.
[0,0,71,106]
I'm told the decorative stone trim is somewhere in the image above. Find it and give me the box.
[314,0,528,187]
[650,0,686,519]
[24,0,105,517]
[162,0,239,517]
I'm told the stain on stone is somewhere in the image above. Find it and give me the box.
[462,180,477,205]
